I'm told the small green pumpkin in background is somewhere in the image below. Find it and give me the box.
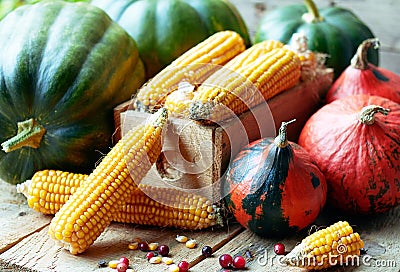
[0,1,145,184]
[254,0,379,78]
[91,0,251,79]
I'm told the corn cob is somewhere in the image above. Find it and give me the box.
[189,47,301,124]
[224,39,284,70]
[17,169,220,230]
[163,40,284,118]
[134,31,246,112]
[283,221,364,270]
[47,108,168,254]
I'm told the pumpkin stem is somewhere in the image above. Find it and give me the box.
[274,119,296,148]
[351,38,380,70]
[302,0,324,23]
[358,105,390,125]
[1,118,46,153]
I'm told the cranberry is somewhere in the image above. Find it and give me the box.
[233,255,246,269]
[178,260,190,272]
[219,254,233,268]
[146,251,156,260]
[158,244,170,256]
[274,243,286,255]
[138,241,149,252]
[116,262,128,272]
[119,257,129,266]
[201,245,213,257]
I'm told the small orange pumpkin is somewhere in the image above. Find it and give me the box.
[299,94,400,214]
[326,38,400,103]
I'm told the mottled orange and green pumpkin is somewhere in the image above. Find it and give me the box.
[224,121,327,237]
[299,94,400,214]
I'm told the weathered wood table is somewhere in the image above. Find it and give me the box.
[0,178,399,272]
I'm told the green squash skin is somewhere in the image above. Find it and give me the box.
[254,4,379,78]
[91,0,251,79]
[0,1,145,184]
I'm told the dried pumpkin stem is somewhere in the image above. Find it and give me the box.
[1,118,46,152]
[358,105,390,125]
[274,119,296,148]
[351,38,380,70]
[303,0,323,23]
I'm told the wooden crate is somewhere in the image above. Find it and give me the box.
[114,69,333,201]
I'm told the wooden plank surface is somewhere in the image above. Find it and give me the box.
[1,176,399,272]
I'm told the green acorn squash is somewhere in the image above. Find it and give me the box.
[0,1,145,184]
[254,0,378,78]
[91,0,251,79]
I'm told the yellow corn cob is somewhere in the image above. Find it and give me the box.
[47,108,168,254]
[134,30,246,112]
[17,169,220,230]
[283,221,365,270]
[189,47,301,124]
[163,40,284,118]
[224,39,284,70]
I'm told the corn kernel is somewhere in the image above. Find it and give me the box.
[108,260,119,269]
[185,239,197,249]
[162,257,174,265]
[149,256,162,264]
[176,235,188,243]
[148,242,159,251]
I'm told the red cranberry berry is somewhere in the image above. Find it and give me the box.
[116,262,128,272]
[145,251,155,260]
[178,260,190,272]
[158,244,170,256]
[274,243,286,255]
[138,241,149,252]
[119,257,129,266]
[219,254,233,268]
[233,255,246,269]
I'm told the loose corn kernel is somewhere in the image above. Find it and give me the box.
[149,256,162,264]
[108,260,119,269]
[148,242,159,251]
[185,239,197,249]
[169,264,180,272]
[176,235,188,243]
[162,257,174,265]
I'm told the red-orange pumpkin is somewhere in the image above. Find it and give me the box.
[223,120,327,237]
[326,38,400,103]
[299,95,400,214]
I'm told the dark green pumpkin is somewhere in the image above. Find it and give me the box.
[0,1,145,184]
[223,121,327,237]
[91,0,251,79]
[254,0,379,78]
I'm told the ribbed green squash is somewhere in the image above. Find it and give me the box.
[91,0,251,79]
[0,1,145,184]
[0,0,88,20]
[254,0,378,78]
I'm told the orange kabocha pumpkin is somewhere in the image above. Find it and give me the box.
[224,120,327,237]
[326,38,400,103]
[299,95,400,214]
